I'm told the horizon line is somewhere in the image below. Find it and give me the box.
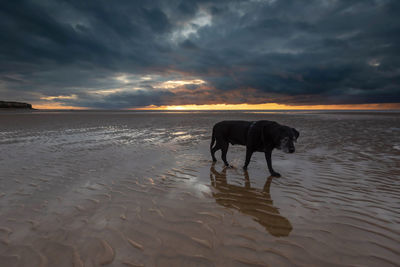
[30,102,400,111]
[27,108,400,112]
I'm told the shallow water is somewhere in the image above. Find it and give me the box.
[0,110,399,266]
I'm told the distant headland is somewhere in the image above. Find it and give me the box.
[0,101,33,109]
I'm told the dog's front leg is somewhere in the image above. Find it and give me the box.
[265,150,280,177]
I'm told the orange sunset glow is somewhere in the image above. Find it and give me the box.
[133,103,400,111]
[32,102,400,110]
[32,103,90,110]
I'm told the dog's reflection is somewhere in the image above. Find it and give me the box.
[210,163,292,237]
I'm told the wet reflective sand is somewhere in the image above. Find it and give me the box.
[0,111,399,266]
[210,165,292,237]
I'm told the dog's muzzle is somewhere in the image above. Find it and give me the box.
[280,137,295,153]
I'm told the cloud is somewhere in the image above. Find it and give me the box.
[0,0,399,108]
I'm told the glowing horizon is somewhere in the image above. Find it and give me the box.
[133,103,400,110]
[33,102,400,110]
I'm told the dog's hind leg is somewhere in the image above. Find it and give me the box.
[211,143,220,162]
[243,148,253,170]
[221,141,230,166]
[210,129,217,162]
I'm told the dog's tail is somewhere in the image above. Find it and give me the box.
[210,126,216,151]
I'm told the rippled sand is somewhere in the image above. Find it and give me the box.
[0,110,399,266]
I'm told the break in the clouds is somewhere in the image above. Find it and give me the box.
[1,0,399,108]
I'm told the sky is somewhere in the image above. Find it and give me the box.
[1,0,399,109]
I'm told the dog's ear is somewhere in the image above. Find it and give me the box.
[292,128,299,141]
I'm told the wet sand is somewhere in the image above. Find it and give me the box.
[0,110,399,266]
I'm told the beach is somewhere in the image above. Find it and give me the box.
[0,110,399,266]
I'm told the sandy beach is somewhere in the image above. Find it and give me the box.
[0,110,399,266]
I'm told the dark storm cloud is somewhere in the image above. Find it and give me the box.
[65,89,175,109]
[0,0,399,108]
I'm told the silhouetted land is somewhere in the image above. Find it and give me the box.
[0,101,33,109]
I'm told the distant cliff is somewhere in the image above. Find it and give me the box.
[0,101,33,109]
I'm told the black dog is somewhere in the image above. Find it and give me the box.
[210,120,299,177]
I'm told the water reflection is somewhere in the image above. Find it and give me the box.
[210,163,292,237]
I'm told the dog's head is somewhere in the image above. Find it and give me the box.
[277,126,299,153]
